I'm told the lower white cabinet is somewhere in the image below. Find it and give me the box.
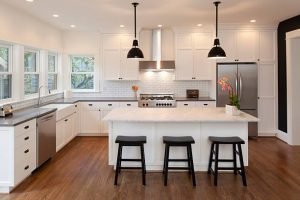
[56,113,76,152]
[177,101,216,108]
[0,119,37,193]
[79,101,138,136]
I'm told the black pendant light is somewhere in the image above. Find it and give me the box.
[208,1,226,59]
[127,2,144,59]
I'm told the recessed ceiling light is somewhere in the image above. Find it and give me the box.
[157,24,163,27]
[120,25,125,28]
[250,19,256,23]
[52,14,59,18]
[70,25,76,28]
[26,0,34,2]
[197,24,202,27]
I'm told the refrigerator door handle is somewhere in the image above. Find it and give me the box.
[235,73,238,95]
[239,73,243,101]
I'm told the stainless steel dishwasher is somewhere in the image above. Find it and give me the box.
[37,111,56,167]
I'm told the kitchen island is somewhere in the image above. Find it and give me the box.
[104,107,258,171]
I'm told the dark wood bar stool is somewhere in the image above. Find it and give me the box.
[114,136,147,185]
[163,136,196,186]
[208,136,247,186]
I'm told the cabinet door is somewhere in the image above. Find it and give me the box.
[80,110,101,134]
[176,33,193,49]
[175,49,194,80]
[103,49,120,80]
[100,109,111,136]
[121,49,139,80]
[64,116,74,143]
[194,49,214,80]
[259,31,276,62]
[218,30,237,62]
[102,34,120,49]
[56,120,65,152]
[74,104,80,135]
[236,31,258,62]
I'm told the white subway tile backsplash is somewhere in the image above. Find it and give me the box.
[73,71,210,98]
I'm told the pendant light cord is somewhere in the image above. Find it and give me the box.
[132,2,138,39]
[214,1,221,38]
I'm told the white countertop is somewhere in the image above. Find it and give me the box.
[104,107,259,122]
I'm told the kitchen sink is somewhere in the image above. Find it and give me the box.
[40,104,75,121]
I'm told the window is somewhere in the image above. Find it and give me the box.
[24,50,39,95]
[70,56,95,90]
[48,53,58,90]
[0,44,12,100]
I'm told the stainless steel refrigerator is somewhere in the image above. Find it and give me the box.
[216,62,258,137]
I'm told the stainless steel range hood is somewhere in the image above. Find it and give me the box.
[139,29,175,71]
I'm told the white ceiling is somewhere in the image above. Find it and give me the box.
[2,0,300,31]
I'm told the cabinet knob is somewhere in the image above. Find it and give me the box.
[24,126,29,129]
[24,149,29,154]
[127,104,131,106]
[204,104,208,106]
[75,105,77,107]
[88,104,93,106]
[108,104,112,106]
[65,119,68,122]
[24,165,29,170]
[24,136,29,141]
[184,104,188,106]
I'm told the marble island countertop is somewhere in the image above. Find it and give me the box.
[104,107,258,123]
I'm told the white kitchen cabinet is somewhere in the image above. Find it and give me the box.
[219,30,259,62]
[0,119,37,193]
[102,34,139,80]
[119,102,138,107]
[56,113,76,152]
[177,101,216,108]
[258,30,277,63]
[80,110,101,135]
[175,32,213,80]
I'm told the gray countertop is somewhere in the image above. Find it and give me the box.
[0,107,57,127]
[0,97,215,127]
[51,97,215,104]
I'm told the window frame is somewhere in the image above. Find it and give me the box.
[70,55,96,92]
[48,52,58,92]
[0,43,13,102]
[24,48,40,97]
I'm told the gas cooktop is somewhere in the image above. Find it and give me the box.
[138,94,176,108]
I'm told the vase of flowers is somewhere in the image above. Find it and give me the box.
[218,77,240,116]
[132,85,139,99]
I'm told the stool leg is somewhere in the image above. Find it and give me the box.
[214,144,219,186]
[237,144,247,186]
[114,144,122,185]
[118,145,123,174]
[141,144,146,185]
[188,144,196,186]
[163,144,167,174]
[208,143,215,174]
[187,145,191,174]
[233,144,237,175]
[164,144,170,186]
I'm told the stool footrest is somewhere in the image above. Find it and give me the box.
[212,159,235,162]
[121,159,142,162]
[167,167,190,170]
[120,167,143,170]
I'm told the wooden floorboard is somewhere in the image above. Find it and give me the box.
[1,137,300,200]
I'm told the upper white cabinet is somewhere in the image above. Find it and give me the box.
[175,32,214,80]
[258,30,277,63]
[102,34,139,80]
[218,30,259,62]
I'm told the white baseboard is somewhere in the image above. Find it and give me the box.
[276,129,288,143]
[78,133,108,137]
[258,132,276,137]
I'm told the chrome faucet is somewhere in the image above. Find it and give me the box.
[38,85,51,107]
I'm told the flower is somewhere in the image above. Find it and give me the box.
[218,77,240,109]
[132,85,139,92]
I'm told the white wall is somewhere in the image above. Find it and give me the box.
[0,2,62,51]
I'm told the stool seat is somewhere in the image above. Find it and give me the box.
[115,136,147,144]
[163,136,195,144]
[209,136,245,144]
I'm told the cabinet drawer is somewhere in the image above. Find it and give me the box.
[15,131,36,149]
[14,154,36,185]
[15,134,36,165]
[119,102,138,107]
[177,101,196,107]
[196,101,216,107]
[15,119,36,137]
[80,102,102,110]
[99,102,120,109]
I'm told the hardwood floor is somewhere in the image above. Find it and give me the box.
[1,137,300,200]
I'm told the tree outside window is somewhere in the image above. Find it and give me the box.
[71,56,94,90]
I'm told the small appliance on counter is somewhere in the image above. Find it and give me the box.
[0,104,13,117]
[186,90,199,98]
